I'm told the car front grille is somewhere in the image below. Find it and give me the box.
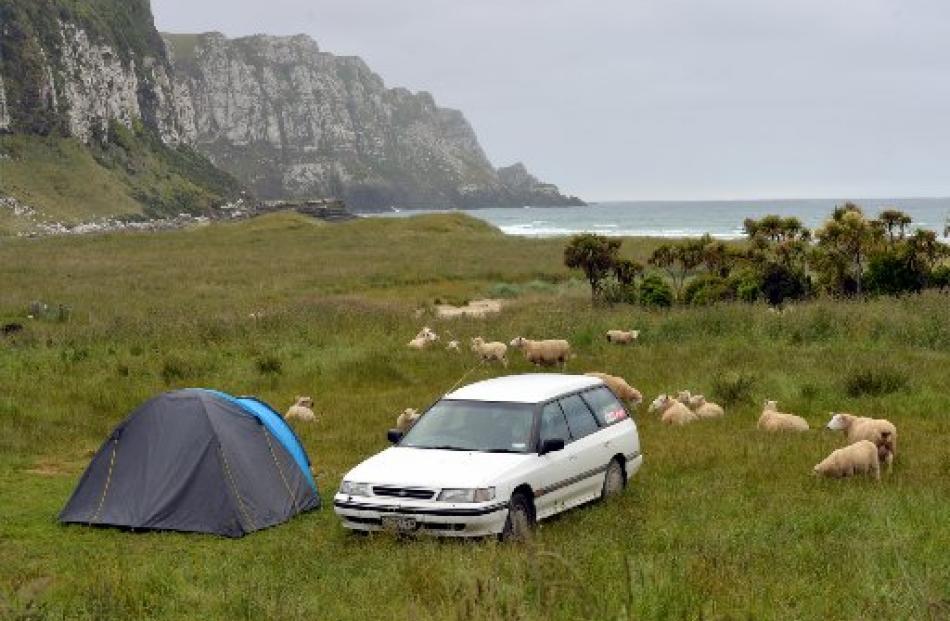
[371,486,436,500]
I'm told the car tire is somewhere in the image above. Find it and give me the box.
[501,492,534,542]
[601,458,625,500]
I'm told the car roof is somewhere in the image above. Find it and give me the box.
[444,373,604,404]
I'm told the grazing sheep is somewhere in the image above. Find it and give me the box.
[284,396,316,422]
[677,391,724,418]
[605,329,639,344]
[813,440,880,480]
[395,408,421,432]
[648,394,698,426]
[445,339,461,352]
[825,412,897,468]
[509,336,572,368]
[757,400,809,432]
[470,337,508,367]
[585,372,643,405]
[407,336,429,350]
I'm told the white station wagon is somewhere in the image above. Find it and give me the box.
[333,374,642,539]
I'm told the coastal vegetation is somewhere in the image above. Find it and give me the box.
[1,213,948,619]
[564,203,949,307]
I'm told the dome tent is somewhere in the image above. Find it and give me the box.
[60,389,319,537]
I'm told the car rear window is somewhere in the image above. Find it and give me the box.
[558,394,600,440]
[581,386,629,426]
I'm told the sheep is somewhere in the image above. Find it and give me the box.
[470,337,508,367]
[757,400,809,432]
[825,412,897,468]
[648,394,698,426]
[415,326,439,342]
[445,339,461,352]
[395,408,421,432]
[813,440,880,480]
[605,329,639,344]
[509,336,571,368]
[585,372,643,405]
[284,396,316,422]
[677,391,724,418]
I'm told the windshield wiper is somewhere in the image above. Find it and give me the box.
[482,448,521,453]
[421,444,469,451]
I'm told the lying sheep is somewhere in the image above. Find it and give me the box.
[470,337,508,367]
[285,396,316,422]
[585,372,643,405]
[605,329,639,344]
[509,336,571,368]
[813,440,880,480]
[395,408,421,432]
[415,326,439,342]
[648,394,698,426]
[677,391,725,419]
[757,400,809,432]
[825,412,897,468]
[445,339,461,352]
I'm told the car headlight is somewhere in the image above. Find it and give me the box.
[437,487,495,503]
[339,481,373,497]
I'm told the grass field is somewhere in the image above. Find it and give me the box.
[1,213,948,620]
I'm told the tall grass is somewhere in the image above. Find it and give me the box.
[1,213,948,620]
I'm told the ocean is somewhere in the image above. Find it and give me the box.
[369,198,950,239]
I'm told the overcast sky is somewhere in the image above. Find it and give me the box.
[151,0,950,201]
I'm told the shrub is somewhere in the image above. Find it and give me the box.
[712,371,757,405]
[601,278,638,305]
[929,265,950,289]
[760,262,810,306]
[729,268,762,303]
[639,275,674,308]
[844,367,909,397]
[255,354,283,375]
[866,251,926,295]
[683,275,733,306]
[488,282,522,299]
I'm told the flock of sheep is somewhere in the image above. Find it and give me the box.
[289,324,899,482]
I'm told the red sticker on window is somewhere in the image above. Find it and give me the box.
[604,409,627,423]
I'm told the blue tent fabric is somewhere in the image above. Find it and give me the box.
[199,390,317,491]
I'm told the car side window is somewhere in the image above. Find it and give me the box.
[581,387,628,426]
[539,402,572,445]
[559,394,600,440]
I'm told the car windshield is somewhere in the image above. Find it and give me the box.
[401,400,535,453]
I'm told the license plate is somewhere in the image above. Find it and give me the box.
[381,516,417,532]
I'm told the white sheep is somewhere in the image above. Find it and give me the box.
[605,329,639,344]
[509,336,571,368]
[470,337,508,367]
[813,440,880,480]
[648,394,698,426]
[395,408,421,432]
[284,396,316,422]
[585,372,643,405]
[445,339,461,352]
[757,400,809,432]
[677,390,725,419]
[415,326,439,342]
[825,412,897,468]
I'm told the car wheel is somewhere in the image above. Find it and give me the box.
[501,492,534,542]
[601,458,625,499]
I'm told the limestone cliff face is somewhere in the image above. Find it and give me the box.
[165,32,584,210]
[0,1,191,143]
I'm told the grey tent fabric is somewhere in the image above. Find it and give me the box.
[60,390,319,537]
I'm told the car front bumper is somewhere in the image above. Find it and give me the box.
[333,495,510,537]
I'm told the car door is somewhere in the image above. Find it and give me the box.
[557,393,609,507]
[580,386,636,457]
[530,401,576,519]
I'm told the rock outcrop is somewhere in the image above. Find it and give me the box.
[164,32,583,211]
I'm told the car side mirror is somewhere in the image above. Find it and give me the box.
[539,438,565,455]
[387,429,404,444]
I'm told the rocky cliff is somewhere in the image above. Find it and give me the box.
[164,32,583,210]
[0,0,241,225]
[0,1,581,231]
